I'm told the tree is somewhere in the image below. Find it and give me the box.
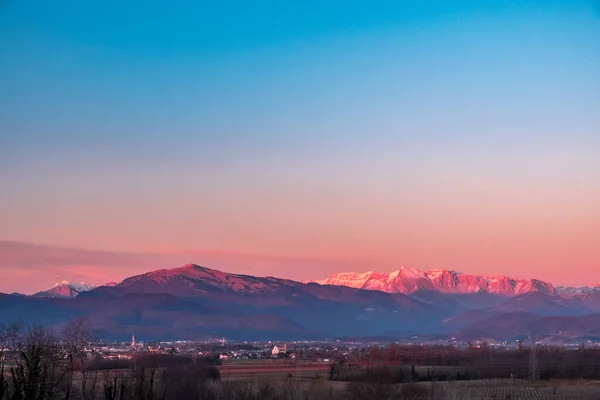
[0,323,22,400]
[11,326,60,400]
[79,368,99,400]
[62,318,94,400]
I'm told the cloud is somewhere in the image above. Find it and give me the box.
[0,241,354,294]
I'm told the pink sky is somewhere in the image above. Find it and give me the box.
[1,230,599,294]
[2,153,599,294]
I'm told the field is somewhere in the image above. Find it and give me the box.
[218,359,332,380]
[435,380,600,400]
[217,360,600,399]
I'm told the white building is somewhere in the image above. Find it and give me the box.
[271,344,287,357]
[271,346,280,356]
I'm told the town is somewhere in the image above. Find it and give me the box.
[86,335,600,363]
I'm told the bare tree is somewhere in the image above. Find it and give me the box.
[79,369,99,400]
[62,318,94,400]
[102,371,127,400]
[11,325,61,400]
[0,322,22,349]
[0,323,22,400]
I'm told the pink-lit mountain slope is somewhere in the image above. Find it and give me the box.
[78,264,447,338]
[92,264,432,311]
[32,281,96,298]
[313,267,574,296]
[3,264,600,342]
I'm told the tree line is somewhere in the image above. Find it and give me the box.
[328,342,600,383]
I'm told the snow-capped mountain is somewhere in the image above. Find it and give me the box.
[5,263,600,342]
[313,267,559,296]
[33,281,96,298]
[555,285,600,297]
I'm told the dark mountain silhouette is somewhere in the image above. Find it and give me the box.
[490,292,591,316]
[454,312,600,342]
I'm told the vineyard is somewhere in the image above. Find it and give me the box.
[432,380,600,400]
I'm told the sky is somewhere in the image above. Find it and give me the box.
[1,0,599,293]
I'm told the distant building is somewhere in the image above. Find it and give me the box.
[272,344,287,357]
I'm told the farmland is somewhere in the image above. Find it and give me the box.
[429,380,600,399]
[219,359,331,380]
[216,360,600,399]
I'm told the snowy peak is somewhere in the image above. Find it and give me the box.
[33,281,95,298]
[314,267,434,294]
[314,269,559,296]
[556,285,600,297]
[54,281,95,292]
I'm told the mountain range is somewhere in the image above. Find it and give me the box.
[314,267,600,297]
[3,265,600,343]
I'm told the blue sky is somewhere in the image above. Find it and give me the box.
[3,1,599,157]
[1,0,600,290]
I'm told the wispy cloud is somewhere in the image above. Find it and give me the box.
[0,241,354,294]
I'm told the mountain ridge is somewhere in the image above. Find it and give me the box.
[3,263,600,342]
[313,267,598,297]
